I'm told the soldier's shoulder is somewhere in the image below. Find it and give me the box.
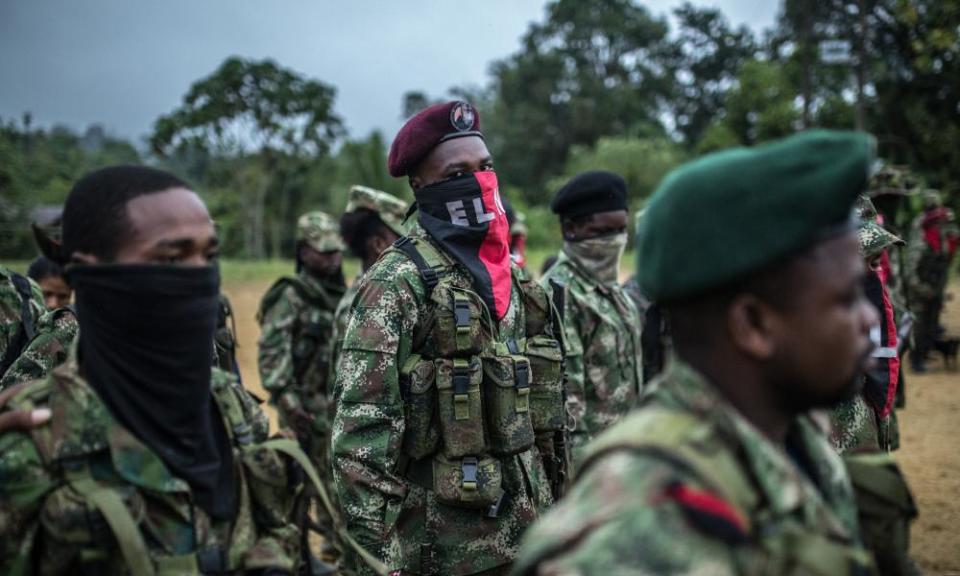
[364,247,421,283]
[516,442,740,575]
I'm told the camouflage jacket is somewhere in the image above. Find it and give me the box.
[0,351,304,575]
[331,225,554,575]
[540,250,642,457]
[0,268,45,371]
[331,276,361,390]
[0,306,78,391]
[513,358,872,576]
[904,216,950,301]
[257,271,343,435]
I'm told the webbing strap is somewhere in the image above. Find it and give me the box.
[258,438,389,576]
[65,465,157,576]
[393,237,444,295]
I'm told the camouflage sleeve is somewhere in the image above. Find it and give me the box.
[331,261,420,572]
[559,287,587,437]
[0,310,78,391]
[0,426,57,574]
[514,452,738,576]
[257,286,300,411]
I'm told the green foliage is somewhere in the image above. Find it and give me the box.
[151,57,346,259]
[548,136,686,208]
[0,118,141,258]
[486,0,674,202]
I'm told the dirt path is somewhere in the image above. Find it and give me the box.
[898,286,960,574]
[226,278,960,572]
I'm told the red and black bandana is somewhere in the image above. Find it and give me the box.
[415,171,512,319]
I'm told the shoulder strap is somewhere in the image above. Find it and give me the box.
[392,236,449,296]
[258,438,389,576]
[577,408,758,512]
[62,460,157,576]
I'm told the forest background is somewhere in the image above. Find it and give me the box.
[2,0,958,260]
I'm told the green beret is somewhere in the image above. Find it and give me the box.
[637,130,874,302]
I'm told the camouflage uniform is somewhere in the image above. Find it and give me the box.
[0,306,78,391]
[513,359,873,576]
[830,195,905,454]
[332,223,558,576]
[258,212,345,469]
[332,186,410,379]
[213,293,241,380]
[540,249,642,459]
[0,350,306,575]
[904,192,953,367]
[0,267,45,376]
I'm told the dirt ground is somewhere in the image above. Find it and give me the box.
[225,278,960,573]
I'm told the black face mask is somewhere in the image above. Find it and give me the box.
[415,171,513,319]
[68,264,236,520]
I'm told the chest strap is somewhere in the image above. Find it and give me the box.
[393,237,448,296]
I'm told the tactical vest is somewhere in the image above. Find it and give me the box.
[9,371,389,576]
[259,276,337,395]
[577,408,876,576]
[392,236,567,510]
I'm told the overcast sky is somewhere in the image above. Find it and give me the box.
[0,1,779,147]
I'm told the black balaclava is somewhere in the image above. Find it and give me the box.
[68,263,236,520]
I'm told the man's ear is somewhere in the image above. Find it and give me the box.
[727,294,779,360]
[32,224,64,264]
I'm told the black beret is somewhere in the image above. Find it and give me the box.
[551,171,628,218]
[637,130,874,303]
[388,101,483,177]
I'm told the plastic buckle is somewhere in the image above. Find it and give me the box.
[515,360,530,413]
[421,267,439,288]
[454,298,471,329]
[453,360,472,420]
[461,457,479,491]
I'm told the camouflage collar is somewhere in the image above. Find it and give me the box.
[554,250,601,290]
[649,358,856,538]
[50,348,191,493]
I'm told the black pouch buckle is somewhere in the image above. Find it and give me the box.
[453,360,472,420]
[461,456,479,491]
[515,361,530,390]
[454,299,471,328]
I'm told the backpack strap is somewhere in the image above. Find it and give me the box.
[392,236,449,297]
[259,438,389,576]
[61,458,157,576]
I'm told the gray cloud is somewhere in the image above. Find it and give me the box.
[0,1,779,146]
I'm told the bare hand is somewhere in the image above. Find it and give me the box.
[0,383,50,432]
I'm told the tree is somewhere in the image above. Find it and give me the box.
[668,3,757,146]
[151,57,345,258]
[486,0,675,202]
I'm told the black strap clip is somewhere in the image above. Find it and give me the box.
[197,546,229,574]
[461,456,479,491]
[454,299,471,328]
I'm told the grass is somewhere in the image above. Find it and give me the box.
[2,248,639,285]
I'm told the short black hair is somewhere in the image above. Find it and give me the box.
[27,256,63,282]
[339,208,391,261]
[61,165,190,262]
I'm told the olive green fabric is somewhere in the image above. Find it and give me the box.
[637,130,874,302]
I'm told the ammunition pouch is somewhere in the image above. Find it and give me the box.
[432,453,503,510]
[844,452,918,576]
[436,356,487,458]
[526,336,565,433]
[400,354,440,460]
[482,353,535,455]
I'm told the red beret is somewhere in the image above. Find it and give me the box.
[388,101,483,177]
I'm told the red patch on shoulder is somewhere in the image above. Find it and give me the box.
[664,482,750,544]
